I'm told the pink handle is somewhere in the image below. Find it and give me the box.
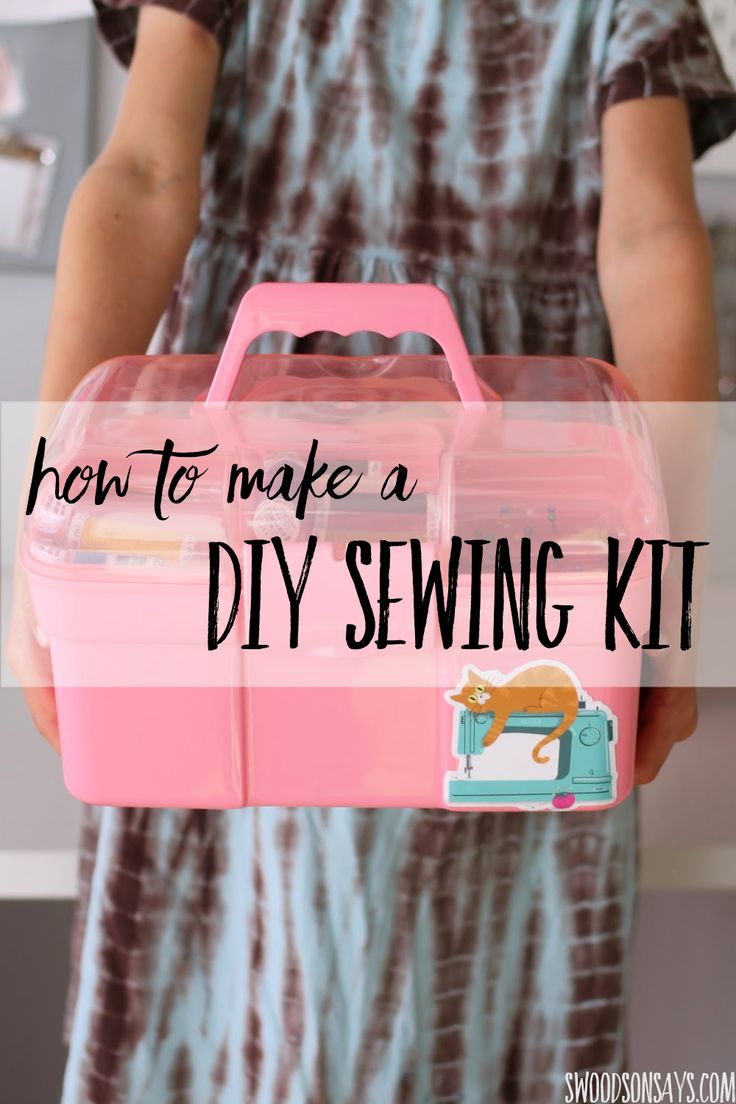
[204,282,489,408]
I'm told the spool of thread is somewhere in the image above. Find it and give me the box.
[251,500,302,542]
[35,494,71,537]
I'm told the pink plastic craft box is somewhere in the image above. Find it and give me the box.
[22,283,666,811]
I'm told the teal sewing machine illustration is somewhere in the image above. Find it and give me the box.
[445,706,617,811]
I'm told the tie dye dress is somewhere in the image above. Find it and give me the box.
[63,2,736,1101]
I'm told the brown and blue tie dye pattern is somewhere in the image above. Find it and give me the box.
[63,2,736,1101]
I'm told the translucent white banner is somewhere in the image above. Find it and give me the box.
[2,399,732,689]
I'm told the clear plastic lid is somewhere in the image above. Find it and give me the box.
[70,351,636,405]
[23,351,665,580]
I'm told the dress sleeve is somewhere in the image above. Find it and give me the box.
[93,0,231,67]
[597,0,736,159]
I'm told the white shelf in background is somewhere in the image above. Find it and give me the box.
[0,849,78,899]
[1,845,735,899]
[640,845,736,892]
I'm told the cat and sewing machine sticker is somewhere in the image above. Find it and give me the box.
[444,661,617,811]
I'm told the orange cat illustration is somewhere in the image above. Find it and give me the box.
[449,664,580,764]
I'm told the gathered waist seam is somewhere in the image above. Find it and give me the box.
[192,218,601,288]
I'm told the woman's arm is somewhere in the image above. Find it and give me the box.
[6,8,220,748]
[597,96,718,783]
[598,97,718,403]
[40,6,221,401]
